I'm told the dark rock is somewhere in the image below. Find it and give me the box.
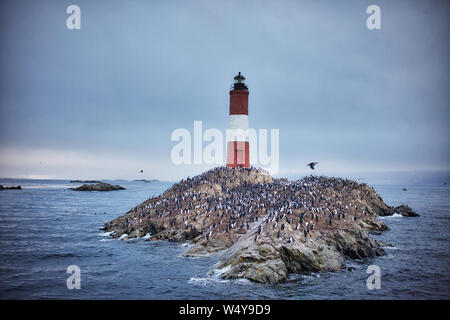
[133,179,158,183]
[70,182,125,191]
[0,185,22,190]
[388,205,419,217]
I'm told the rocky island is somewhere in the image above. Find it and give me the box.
[0,185,22,190]
[71,182,125,191]
[102,167,418,284]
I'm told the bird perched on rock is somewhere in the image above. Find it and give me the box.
[307,162,318,170]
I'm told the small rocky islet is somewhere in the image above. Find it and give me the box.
[102,166,418,284]
[0,185,22,190]
[70,182,125,191]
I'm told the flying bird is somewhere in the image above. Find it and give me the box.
[140,170,143,173]
[307,162,318,170]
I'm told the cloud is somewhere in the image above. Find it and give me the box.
[0,0,448,182]
[0,147,169,180]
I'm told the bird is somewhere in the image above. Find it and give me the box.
[307,162,318,170]
[140,170,144,173]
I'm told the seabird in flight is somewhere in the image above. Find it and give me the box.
[307,162,318,170]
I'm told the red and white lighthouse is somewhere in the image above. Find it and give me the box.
[226,72,250,168]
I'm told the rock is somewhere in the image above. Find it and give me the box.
[388,205,420,217]
[0,185,22,190]
[215,239,288,283]
[70,182,125,191]
[102,166,416,284]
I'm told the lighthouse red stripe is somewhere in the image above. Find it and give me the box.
[229,90,249,115]
[226,141,250,168]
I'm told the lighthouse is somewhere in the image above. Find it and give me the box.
[226,72,250,168]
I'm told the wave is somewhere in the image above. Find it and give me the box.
[211,265,231,276]
[41,252,80,260]
[383,246,399,250]
[302,273,321,279]
[97,231,114,237]
[379,213,403,219]
[188,274,251,286]
[188,276,228,285]
[188,266,252,286]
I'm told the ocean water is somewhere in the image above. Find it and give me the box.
[0,179,449,299]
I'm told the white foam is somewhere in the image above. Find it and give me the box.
[379,213,403,219]
[97,231,114,237]
[119,233,128,240]
[179,242,195,252]
[187,265,246,286]
[212,265,231,277]
[142,233,151,240]
[236,278,251,284]
[302,273,321,279]
[188,276,229,286]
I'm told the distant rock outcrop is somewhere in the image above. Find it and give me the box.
[102,166,418,284]
[70,182,125,191]
[0,185,22,190]
[387,205,420,217]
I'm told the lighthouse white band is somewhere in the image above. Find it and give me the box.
[228,114,248,130]
[227,114,249,142]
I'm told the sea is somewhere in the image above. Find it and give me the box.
[0,179,449,299]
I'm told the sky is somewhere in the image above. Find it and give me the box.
[0,0,449,184]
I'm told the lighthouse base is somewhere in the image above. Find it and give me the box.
[226,141,250,168]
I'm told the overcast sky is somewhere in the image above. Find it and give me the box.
[0,0,448,184]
